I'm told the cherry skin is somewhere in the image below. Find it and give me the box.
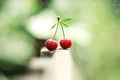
[45,39,58,51]
[60,39,72,49]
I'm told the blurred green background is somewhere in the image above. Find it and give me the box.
[0,0,120,80]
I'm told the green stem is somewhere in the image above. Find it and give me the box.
[53,17,60,39]
[60,23,65,39]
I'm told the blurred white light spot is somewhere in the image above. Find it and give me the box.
[27,11,57,38]
[66,23,92,46]
[8,0,28,15]
[54,0,73,12]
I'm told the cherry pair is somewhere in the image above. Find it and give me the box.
[45,39,72,51]
[45,16,72,51]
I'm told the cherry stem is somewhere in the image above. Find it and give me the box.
[60,23,65,39]
[53,16,60,39]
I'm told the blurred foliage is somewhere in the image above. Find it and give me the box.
[0,73,8,80]
[70,0,120,80]
[108,0,120,20]
[0,0,52,76]
[0,0,7,11]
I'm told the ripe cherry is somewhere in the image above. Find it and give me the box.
[60,39,72,49]
[45,39,58,51]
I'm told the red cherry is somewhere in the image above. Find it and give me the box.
[45,39,58,51]
[60,39,72,49]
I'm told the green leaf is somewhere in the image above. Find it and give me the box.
[50,24,56,30]
[61,18,72,23]
[62,22,69,27]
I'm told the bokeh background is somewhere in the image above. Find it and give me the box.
[0,0,120,80]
